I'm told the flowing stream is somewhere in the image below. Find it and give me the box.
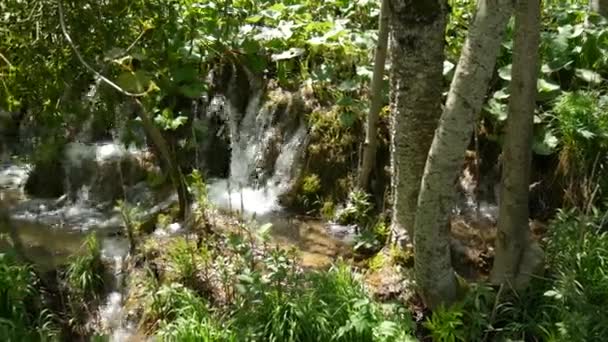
[0,71,354,340]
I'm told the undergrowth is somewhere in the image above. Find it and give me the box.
[423,209,608,342]
[0,252,59,341]
[133,220,415,342]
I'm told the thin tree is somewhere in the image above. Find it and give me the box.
[414,0,513,308]
[491,0,543,289]
[358,0,390,190]
[388,0,448,245]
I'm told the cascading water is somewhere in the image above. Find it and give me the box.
[98,237,134,341]
[209,94,308,216]
[206,69,309,217]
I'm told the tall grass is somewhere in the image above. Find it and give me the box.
[65,234,105,299]
[0,253,58,341]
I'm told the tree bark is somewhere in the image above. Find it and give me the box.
[414,0,513,308]
[388,0,447,245]
[590,0,608,17]
[358,0,390,191]
[491,0,543,289]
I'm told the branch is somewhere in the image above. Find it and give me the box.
[57,0,147,97]
[0,52,11,67]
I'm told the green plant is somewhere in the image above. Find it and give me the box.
[0,253,59,341]
[65,234,105,299]
[336,189,373,226]
[166,237,199,287]
[423,305,465,342]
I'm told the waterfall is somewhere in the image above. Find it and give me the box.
[206,69,309,217]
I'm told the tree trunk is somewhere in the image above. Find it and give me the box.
[414,0,513,308]
[134,100,191,220]
[358,0,390,191]
[388,0,447,245]
[491,0,543,289]
[590,0,608,17]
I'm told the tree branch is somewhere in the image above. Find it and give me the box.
[57,0,147,97]
[0,52,11,67]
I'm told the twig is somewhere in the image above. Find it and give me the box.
[57,0,147,97]
[123,29,147,56]
[0,52,11,67]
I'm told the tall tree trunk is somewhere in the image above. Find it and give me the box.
[388,0,447,244]
[590,0,608,17]
[491,0,543,289]
[358,0,390,191]
[414,0,513,308]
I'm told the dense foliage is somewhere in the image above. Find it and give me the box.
[2,0,608,341]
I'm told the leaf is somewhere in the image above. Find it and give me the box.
[116,70,152,93]
[356,65,373,79]
[484,98,508,121]
[171,66,198,83]
[533,129,559,156]
[544,290,563,300]
[339,110,357,127]
[257,223,273,241]
[179,83,207,98]
[498,64,512,81]
[537,79,562,101]
[271,48,305,61]
[575,68,603,84]
[443,60,455,77]
[493,88,510,100]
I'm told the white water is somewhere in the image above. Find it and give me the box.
[207,73,308,217]
[98,238,134,341]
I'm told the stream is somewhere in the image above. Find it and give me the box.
[0,139,354,341]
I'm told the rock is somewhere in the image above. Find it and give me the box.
[24,158,65,198]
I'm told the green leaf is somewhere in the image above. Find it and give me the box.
[339,110,357,127]
[537,79,562,101]
[498,64,512,81]
[271,48,305,61]
[117,71,152,93]
[484,98,508,121]
[171,66,198,83]
[493,88,510,100]
[575,68,603,84]
[533,129,559,156]
[179,83,207,98]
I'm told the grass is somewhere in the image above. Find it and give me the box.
[423,209,608,342]
[65,234,105,299]
[0,252,59,341]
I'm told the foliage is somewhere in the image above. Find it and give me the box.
[424,209,608,341]
[135,221,415,342]
[166,237,199,287]
[336,189,373,227]
[538,209,608,341]
[65,234,105,299]
[0,253,58,341]
[549,91,608,206]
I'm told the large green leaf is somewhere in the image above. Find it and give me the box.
[117,71,152,93]
[575,68,603,84]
